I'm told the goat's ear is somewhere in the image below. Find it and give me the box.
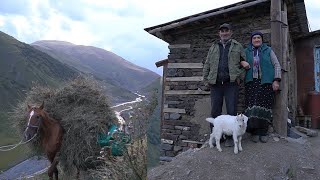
[237,113,239,116]
[39,101,44,110]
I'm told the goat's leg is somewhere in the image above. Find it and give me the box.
[209,133,214,148]
[233,133,239,154]
[238,136,243,151]
[215,132,222,152]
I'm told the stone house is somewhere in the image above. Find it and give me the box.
[145,0,320,158]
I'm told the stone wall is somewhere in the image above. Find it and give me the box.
[160,9,273,157]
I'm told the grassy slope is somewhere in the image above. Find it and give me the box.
[0,31,78,171]
[0,112,32,171]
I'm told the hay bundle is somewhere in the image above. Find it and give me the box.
[11,77,118,174]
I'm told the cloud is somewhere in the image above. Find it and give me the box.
[0,0,30,16]
[305,1,320,31]
[0,0,319,75]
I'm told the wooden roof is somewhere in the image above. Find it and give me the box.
[145,0,309,42]
[294,30,320,41]
[155,59,169,68]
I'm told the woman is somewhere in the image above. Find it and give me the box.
[244,31,281,143]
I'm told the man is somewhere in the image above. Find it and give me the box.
[203,23,250,147]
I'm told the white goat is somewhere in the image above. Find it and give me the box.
[206,114,248,154]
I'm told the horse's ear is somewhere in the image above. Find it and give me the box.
[39,101,44,110]
[27,104,31,111]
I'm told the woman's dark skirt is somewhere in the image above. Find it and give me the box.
[244,79,274,135]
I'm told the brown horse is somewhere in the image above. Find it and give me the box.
[25,102,63,180]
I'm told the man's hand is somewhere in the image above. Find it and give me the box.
[240,61,250,70]
[272,81,280,91]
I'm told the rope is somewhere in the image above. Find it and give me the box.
[0,128,39,152]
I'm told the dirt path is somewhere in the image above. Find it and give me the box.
[0,156,49,180]
[148,133,320,180]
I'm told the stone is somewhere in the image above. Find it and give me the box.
[178,135,188,140]
[170,113,181,120]
[273,137,280,142]
[159,156,173,162]
[164,113,170,120]
[162,133,179,141]
[161,144,173,151]
[175,126,191,131]
[165,151,175,157]
[162,125,174,129]
[161,139,174,144]
[174,146,183,152]
[167,69,176,76]
[183,147,190,151]
[160,150,165,156]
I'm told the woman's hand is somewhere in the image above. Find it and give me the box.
[272,81,280,91]
[240,61,250,70]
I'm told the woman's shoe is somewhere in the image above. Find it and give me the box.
[260,135,269,143]
[251,135,259,143]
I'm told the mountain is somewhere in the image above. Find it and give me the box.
[0,31,79,111]
[31,40,160,92]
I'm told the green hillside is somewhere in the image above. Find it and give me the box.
[0,31,79,111]
[32,40,160,93]
[0,31,78,170]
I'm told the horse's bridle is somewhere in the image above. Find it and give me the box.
[27,110,43,128]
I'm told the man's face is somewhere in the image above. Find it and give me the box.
[219,28,232,41]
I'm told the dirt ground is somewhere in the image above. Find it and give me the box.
[148,130,320,180]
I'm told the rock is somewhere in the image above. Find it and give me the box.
[159,156,173,162]
[273,137,280,142]
[170,113,181,120]
[175,126,190,131]
[295,126,318,137]
[161,139,174,144]
[164,113,170,120]
[178,135,188,140]
[174,146,183,152]
[161,144,173,151]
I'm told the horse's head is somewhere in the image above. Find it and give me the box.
[25,101,45,140]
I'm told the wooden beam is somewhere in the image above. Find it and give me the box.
[163,108,186,114]
[165,90,210,95]
[271,0,287,137]
[182,140,204,144]
[168,44,191,49]
[166,76,203,82]
[167,63,203,69]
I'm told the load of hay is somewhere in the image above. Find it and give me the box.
[11,77,118,175]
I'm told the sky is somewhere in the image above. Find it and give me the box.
[0,0,319,75]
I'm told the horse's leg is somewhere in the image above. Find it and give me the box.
[51,156,59,180]
[53,167,59,180]
[47,154,55,180]
[48,153,60,180]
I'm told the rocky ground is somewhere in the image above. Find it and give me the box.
[148,130,320,180]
